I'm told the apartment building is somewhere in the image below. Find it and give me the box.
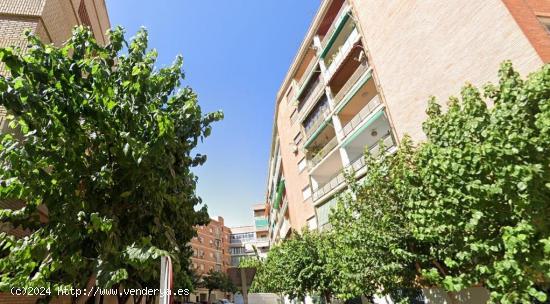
[266,0,549,240]
[229,204,270,266]
[190,216,232,303]
[0,0,110,65]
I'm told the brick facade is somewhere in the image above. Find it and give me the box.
[190,216,232,275]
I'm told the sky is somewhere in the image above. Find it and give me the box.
[105,1,319,227]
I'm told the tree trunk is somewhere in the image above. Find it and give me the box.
[133,295,143,304]
[323,291,331,304]
[73,273,97,304]
[208,290,212,304]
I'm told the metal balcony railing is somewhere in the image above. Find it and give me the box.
[333,62,370,107]
[308,136,339,168]
[325,27,360,79]
[312,133,395,202]
[298,76,325,114]
[338,95,382,140]
[303,107,331,140]
[320,4,351,51]
[297,58,318,90]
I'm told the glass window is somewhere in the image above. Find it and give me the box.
[298,157,307,172]
[302,186,312,200]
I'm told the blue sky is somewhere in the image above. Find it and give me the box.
[105,1,319,227]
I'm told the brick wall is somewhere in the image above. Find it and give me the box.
[501,0,550,63]
[0,0,45,16]
[350,0,544,142]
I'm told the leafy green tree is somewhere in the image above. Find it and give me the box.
[201,270,235,304]
[257,229,334,302]
[0,26,222,303]
[327,138,420,303]
[408,62,550,303]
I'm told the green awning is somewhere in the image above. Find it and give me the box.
[341,110,384,147]
[321,13,352,59]
[273,179,285,210]
[303,119,330,149]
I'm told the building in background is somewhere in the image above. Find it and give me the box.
[190,216,232,303]
[265,0,550,242]
[229,204,270,266]
[0,0,110,65]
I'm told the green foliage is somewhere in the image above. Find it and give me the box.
[257,229,333,301]
[201,270,236,294]
[327,138,419,302]
[264,62,550,304]
[0,26,222,293]
[408,62,550,303]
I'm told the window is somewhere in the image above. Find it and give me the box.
[307,216,318,230]
[209,252,214,258]
[297,157,307,172]
[293,132,303,146]
[209,228,213,233]
[230,232,255,243]
[200,264,204,270]
[286,86,294,103]
[302,186,312,200]
[539,16,550,33]
[290,108,298,124]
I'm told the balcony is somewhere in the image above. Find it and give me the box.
[297,74,325,115]
[320,3,351,52]
[331,58,370,109]
[308,135,338,169]
[297,57,319,90]
[312,133,396,203]
[324,27,360,81]
[303,97,331,141]
[339,95,383,141]
[255,217,269,231]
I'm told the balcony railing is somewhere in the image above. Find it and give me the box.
[298,76,325,114]
[325,27,360,79]
[297,58,318,90]
[312,133,395,202]
[303,107,331,140]
[339,95,382,140]
[320,4,351,51]
[308,136,339,168]
[333,62,370,107]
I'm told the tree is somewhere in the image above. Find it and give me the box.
[328,61,550,304]
[0,26,222,303]
[201,270,235,304]
[408,62,550,303]
[327,139,420,303]
[258,229,334,302]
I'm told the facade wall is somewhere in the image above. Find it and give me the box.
[266,0,547,241]
[501,0,550,62]
[189,217,233,303]
[275,90,316,233]
[350,0,544,142]
[190,216,232,275]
